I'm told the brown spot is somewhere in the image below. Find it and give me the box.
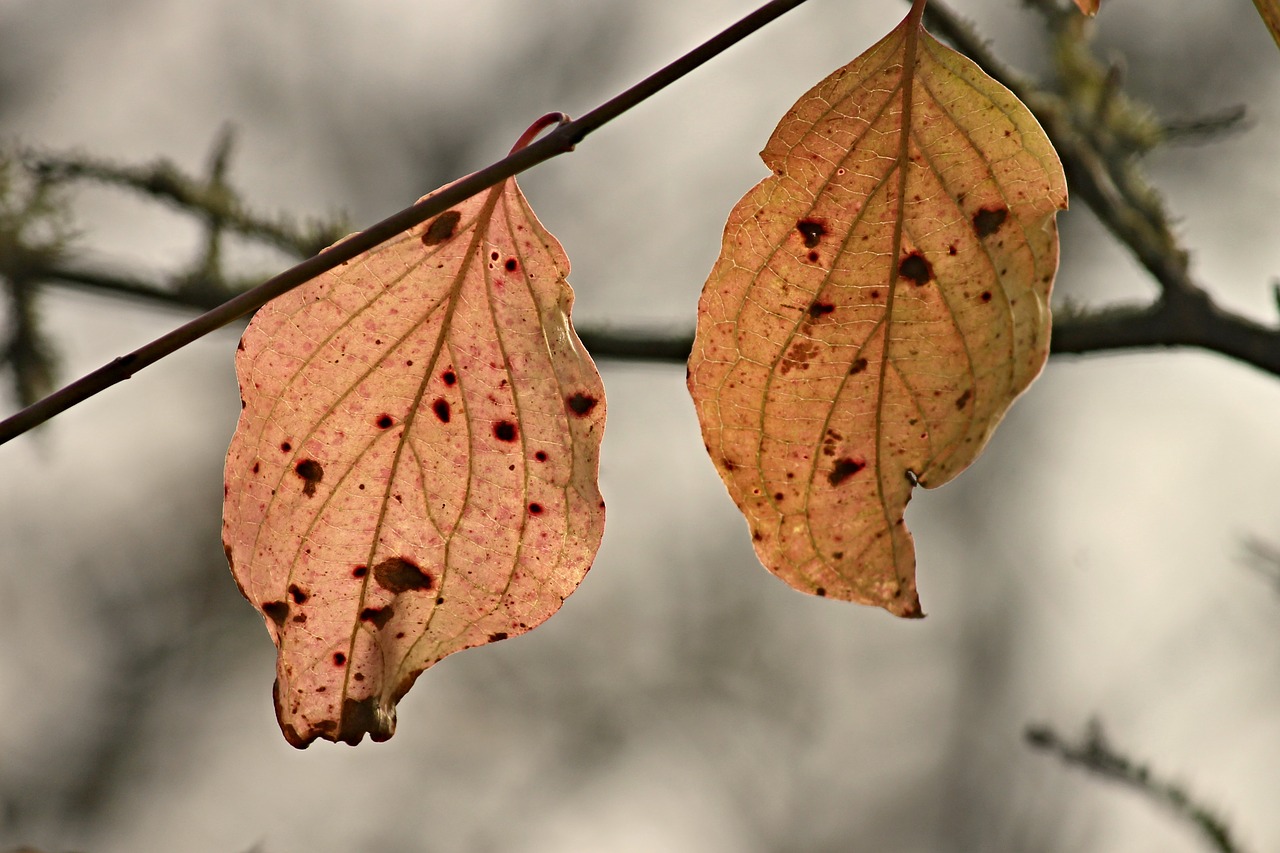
[488,631,509,642]
[980,291,993,302]
[898,252,933,286]
[807,301,836,319]
[376,414,394,429]
[828,457,867,486]
[752,529,764,542]
[955,389,972,409]
[280,441,292,452]
[352,565,368,578]
[422,210,461,245]
[442,370,457,386]
[566,393,598,416]
[333,652,346,666]
[722,459,737,472]
[504,258,518,272]
[359,606,394,629]
[815,587,827,597]
[223,542,236,573]
[796,218,828,248]
[373,556,435,593]
[973,206,1008,238]
[251,462,260,474]
[432,399,451,423]
[948,244,958,256]
[833,551,844,560]
[493,421,517,442]
[534,450,548,462]
[807,250,820,263]
[288,584,309,604]
[849,357,869,375]
[294,459,323,497]
[262,601,289,627]
[292,613,307,624]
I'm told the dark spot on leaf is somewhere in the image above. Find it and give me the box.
[528,503,543,515]
[280,442,292,452]
[807,301,835,319]
[833,551,844,560]
[955,389,972,409]
[353,565,368,578]
[442,370,457,386]
[948,244,958,256]
[752,529,763,542]
[262,601,289,627]
[373,556,434,593]
[488,632,508,642]
[252,462,260,474]
[294,459,323,497]
[493,421,517,442]
[422,210,461,245]
[870,290,881,300]
[566,393,598,416]
[796,218,828,248]
[359,606,394,629]
[534,450,548,462]
[807,251,820,263]
[973,206,1008,238]
[292,613,306,624]
[828,457,867,486]
[815,587,827,597]
[722,459,736,472]
[288,584,308,604]
[505,258,518,272]
[376,414,394,429]
[981,291,993,302]
[898,252,933,286]
[432,398,451,423]
[849,357,869,375]
[333,652,346,666]
[353,672,365,682]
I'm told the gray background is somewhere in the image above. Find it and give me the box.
[2,1,1278,851]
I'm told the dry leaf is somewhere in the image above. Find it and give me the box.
[223,122,605,746]
[1254,0,1280,51]
[687,6,1066,617]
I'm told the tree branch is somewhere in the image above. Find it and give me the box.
[0,0,814,445]
[1026,720,1250,853]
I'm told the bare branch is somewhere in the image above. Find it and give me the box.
[1026,720,1250,853]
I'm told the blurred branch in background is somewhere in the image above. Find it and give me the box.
[1026,720,1250,853]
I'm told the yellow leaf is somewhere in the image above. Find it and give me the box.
[223,120,605,746]
[687,6,1066,617]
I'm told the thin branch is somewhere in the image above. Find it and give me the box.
[925,0,1280,374]
[0,0,813,446]
[1026,720,1250,853]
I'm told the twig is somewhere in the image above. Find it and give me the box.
[0,0,813,446]
[1026,720,1250,853]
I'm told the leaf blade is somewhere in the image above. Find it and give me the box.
[688,12,1066,616]
[223,176,605,747]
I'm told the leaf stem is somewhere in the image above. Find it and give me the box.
[0,0,814,446]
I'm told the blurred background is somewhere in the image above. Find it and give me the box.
[2,1,1279,851]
